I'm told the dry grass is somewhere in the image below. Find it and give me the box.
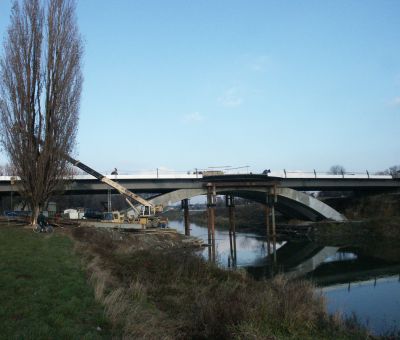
[71,227,371,339]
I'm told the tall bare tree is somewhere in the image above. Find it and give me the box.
[0,0,83,224]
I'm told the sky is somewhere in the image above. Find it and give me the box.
[0,0,399,175]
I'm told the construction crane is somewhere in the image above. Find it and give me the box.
[65,155,161,219]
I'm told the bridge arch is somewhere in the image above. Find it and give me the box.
[149,187,346,222]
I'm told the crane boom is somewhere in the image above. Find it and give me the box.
[65,155,153,208]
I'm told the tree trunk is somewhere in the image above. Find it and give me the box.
[31,205,40,227]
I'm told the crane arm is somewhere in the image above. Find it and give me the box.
[65,155,153,208]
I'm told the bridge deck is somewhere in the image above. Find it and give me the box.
[0,174,398,195]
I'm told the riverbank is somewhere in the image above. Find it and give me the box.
[71,226,372,339]
[0,224,383,338]
[0,225,112,338]
[311,217,400,263]
[321,192,400,219]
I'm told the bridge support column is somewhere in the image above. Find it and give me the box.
[271,205,276,237]
[107,189,112,212]
[181,199,190,236]
[264,205,270,236]
[207,184,216,262]
[226,195,237,267]
[266,185,277,237]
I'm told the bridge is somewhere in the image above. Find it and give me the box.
[0,172,399,222]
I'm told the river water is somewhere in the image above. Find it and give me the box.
[169,219,400,336]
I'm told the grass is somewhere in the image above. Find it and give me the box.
[0,225,111,339]
[72,227,373,339]
[0,223,379,339]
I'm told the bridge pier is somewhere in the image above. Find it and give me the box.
[265,185,277,237]
[264,205,270,236]
[207,184,216,262]
[226,195,237,267]
[181,199,190,236]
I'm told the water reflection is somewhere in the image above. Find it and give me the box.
[169,220,400,335]
[322,276,400,335]
[172,220,284,268]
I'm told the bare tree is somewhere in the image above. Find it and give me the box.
[376,165,400,177]
[329,165,346,175]
[0,0,83,225]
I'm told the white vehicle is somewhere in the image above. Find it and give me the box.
[62,209,79,220]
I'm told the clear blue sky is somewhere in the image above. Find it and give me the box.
[1,0,399,174]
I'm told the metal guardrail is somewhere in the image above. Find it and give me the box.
[271,169,394,180]
[0,169,397,180]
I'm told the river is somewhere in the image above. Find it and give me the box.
[169,219,400,336]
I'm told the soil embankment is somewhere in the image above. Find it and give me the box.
[70,226,370,339]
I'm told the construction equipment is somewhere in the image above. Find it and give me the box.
[65,155,162,221]
[102,211,124,223]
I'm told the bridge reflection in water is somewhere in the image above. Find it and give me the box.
[170,219,400,335]
[170,219,400,283]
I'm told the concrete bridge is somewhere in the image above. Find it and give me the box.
[0,173,398,222]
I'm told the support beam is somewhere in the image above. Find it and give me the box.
[181,199,190,236]
[207,183,216,262]
[226,195,237,267]
[271,205,276,237]
[264,200,270,236]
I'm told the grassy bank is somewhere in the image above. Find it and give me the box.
[0,224,377,339]
[0,225,111,339]
[312,217,400,263]
[322,192,400,219]
[71,227,371,339]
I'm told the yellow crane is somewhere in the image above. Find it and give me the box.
[65,155,162,220]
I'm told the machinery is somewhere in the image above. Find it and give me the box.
[65,155,163,224]
[102,211,124,223]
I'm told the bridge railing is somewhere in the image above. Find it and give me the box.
[274,169,393,179]
[73,170,202,179]
[0,169,395,181]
